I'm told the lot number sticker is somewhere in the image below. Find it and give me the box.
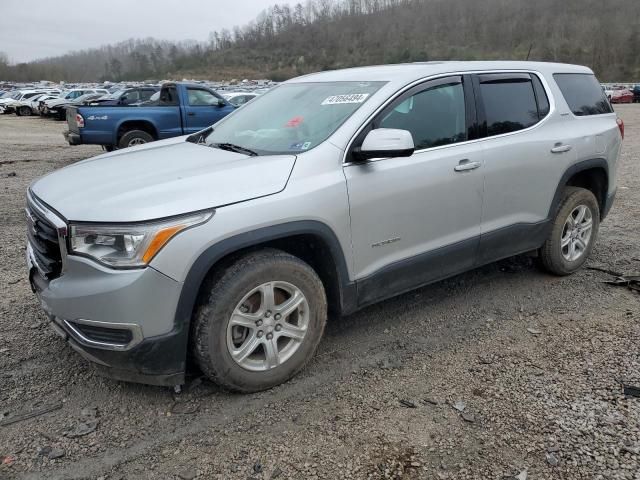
[322,93,370,105]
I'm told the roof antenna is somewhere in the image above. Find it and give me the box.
[526,43,533,61]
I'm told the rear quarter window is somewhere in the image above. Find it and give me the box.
[553,73,613,116]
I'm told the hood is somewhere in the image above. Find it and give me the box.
[46,98,69,107]
[31,141,297,222]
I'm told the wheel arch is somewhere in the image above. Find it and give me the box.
[115,119,158,145]
[549,159,609,221]
[172,221,356,370]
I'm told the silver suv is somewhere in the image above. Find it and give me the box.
[26,61,623,392]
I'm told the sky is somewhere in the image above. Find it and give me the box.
[0,0,296,63]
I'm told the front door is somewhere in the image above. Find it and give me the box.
[183,87,235,134]
[344,75,485,305]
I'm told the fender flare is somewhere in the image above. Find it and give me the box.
[113,118,158,145]
[547,158,609,220]
[170,220,356,367]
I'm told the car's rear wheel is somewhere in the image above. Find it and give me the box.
[193,249,327,392]
[19,106,32,116]
[118,130,154,149]
[540,187,600,275]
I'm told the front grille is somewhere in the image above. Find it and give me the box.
[69,322,133,345]
[26,201,63,280]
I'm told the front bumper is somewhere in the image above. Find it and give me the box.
[28,253,187,387]
[47,312,186,386]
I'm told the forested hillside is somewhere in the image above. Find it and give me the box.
[1,0,639,82]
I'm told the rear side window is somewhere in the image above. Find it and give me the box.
[553,73,613,116]
[478,74,540,136]
[159,87,179,105]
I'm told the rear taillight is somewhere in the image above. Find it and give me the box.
[616,117,624,140]
[76,113,85,128]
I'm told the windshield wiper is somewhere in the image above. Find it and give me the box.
[186,126,213,145]
[211,142,258,157]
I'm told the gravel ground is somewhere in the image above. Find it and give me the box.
[0,108,639,480]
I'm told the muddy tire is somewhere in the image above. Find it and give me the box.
[193,249,327,393]
[118,130,154,149]
[540,187,600,276]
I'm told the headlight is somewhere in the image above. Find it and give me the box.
[69,211,213,267]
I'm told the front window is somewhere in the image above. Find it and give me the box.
[378,81,466,149]
[187,88,219,106]
[204,81,385,155]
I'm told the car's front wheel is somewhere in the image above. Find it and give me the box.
[193,249,327,392]
[19,106,32,116]
[540,187,600,275]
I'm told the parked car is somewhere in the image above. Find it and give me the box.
[55,93,110,119]
[64,82,235,150]
[1,90,57,114]
[42,88,109,119]
[90,87,159,106]
[221,91,259,106]
[631,85,640,103]
[609,87,633,104]
[14,92,60,116]
[28,61,622,392]
[27,94,57,115]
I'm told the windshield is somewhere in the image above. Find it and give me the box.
[109,90,125,99]
[204,81,385,155]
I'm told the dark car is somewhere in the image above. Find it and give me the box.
[91,87,159,106]
[632,85,640,103]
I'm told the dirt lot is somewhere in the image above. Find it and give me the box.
[0,108,639,480]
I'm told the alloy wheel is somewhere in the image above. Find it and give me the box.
[561,204,593,261]
[226,281,309,371]
[128,138,147,147]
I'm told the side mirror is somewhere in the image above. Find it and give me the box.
[217,99,226,107]
[354,128,415,161]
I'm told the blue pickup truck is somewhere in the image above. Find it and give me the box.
[65,82,235,150]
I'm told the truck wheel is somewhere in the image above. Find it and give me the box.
[540,187,600,276]
[19,106,32,116]
[193,249,327,393]
[118,130,154,149]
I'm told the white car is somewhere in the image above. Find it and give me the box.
[15,92,59,116]
[43,88,108,118]
[1,90,58,114]
[221,91,259,106]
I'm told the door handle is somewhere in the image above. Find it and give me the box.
[454,159,481,172]
[187,112,195,116]
[551,143,572,153]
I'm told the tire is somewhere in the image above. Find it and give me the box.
[193,249,327,393]
[19,106,32,116]
[540,187,600,276]
[118,130,154,149]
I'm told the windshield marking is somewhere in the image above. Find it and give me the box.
[321,93,370,105]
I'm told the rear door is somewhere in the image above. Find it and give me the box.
[182,87,235,134]
[474,72,571,263]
